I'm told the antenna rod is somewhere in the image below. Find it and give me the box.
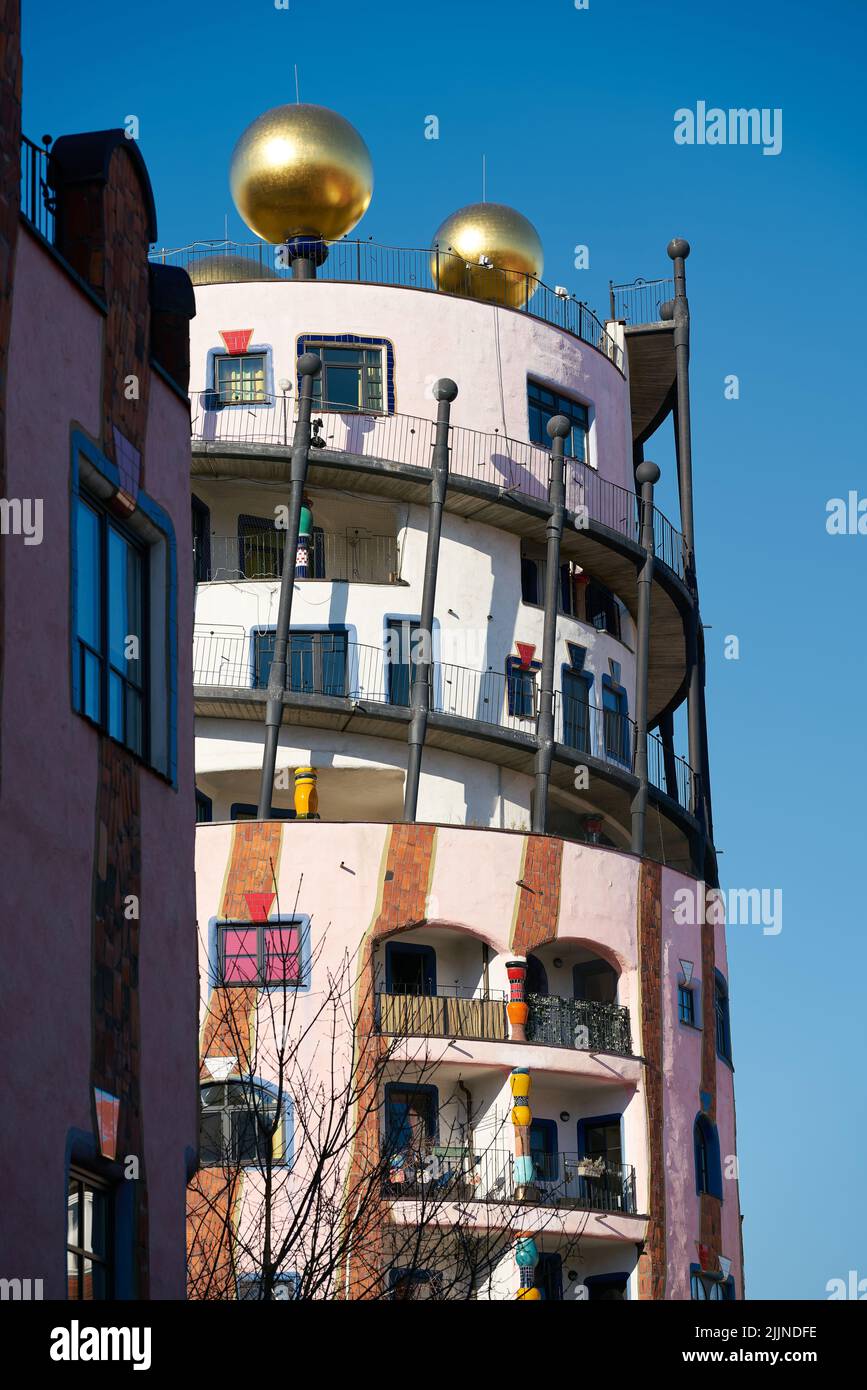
[482,154,486,202]
[295,64,300,104]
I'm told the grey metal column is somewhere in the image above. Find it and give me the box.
[668,236,706,843]
[531,415,570,833]
[256,352,321,819]
[403,378,458,822]
[631,461,660,856]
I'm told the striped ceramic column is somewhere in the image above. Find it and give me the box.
[515,1234,540,1300]
[506,957,529,1041]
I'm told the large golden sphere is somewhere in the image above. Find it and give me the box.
[431,202,543,308]
[230,104,373,243]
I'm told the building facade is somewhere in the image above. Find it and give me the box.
[175,103,742,1301]
[0,0,197,1299]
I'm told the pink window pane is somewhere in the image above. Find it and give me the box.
[264,926,300,984]
[222,928,259,983]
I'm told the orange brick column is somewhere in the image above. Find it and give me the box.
[509,835,563,955]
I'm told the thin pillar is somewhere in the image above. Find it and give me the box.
[531,414,570,833]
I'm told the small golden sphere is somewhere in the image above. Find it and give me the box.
[230,104,373,244]
[432,202,543,307]
[187,253,279,286]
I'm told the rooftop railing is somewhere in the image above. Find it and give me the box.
[190,392,687,581]
[609,276,675,325]
[191,629,698,814]
[154,238,623,368]
[384,1143,638,1216]
[20,134,54,241]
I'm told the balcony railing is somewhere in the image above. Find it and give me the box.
[609,276,675,325]
[376,986,508,1042]
[189,392,687,581]
[526,994,632,1056]
[192,630,698,814]
[20,134,55,240]
[155,238,623,368]
[195,531,401,585]
[384,1144,638,1216]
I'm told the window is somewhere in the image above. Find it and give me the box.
[253,629,348,695]
[529,1118,558,1182]
[199,1081,289,1169]
[527,381,589,463]
[715,972,733,1063]
[586,580,621,639]
[215,353,267,404]
[389,1268,441,1300]
[602,681,630,763]
[691,1269,734,1301]
[238,1273,298,1301]
[678,984,696,1026]
[312,345,384,412]
[586,1272,629,1301]
[191,494,211,584]
[506,656,538,719]
[74,493,146,757]
[525,953,548,997]
[385,942,436,996]
[534,1252,563,1301]
[386,619,424,706]
[573,960,618,1004]
[693,1115,723,1199]
[561,667,591,752]
[521,555,540,605]
[195,789,213,823]
[67,1170,112,1300]
[218,919,304,986]
[385,1085,438,1161]
[238,513,283,580]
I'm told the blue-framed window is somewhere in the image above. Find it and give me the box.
[678,984,696,1026]
[199,1080,292,1169]
[506,656,538,719]
[561,666,591,752]
[694,1115,723,1199]
[527,380,589,463]
[205,345,273,408]
[230,803,295,822]
[585,1271,629,1301]
[602,679,630,763]
[253,628,348,694]
[74,493,147,757]
[586,580,621,639]
[384,1084,438,1158]
[534,1252,563,1301]
[191,493,211,584]
[578,1114,623,1166]
[715,971,733,1064]
[690,1265,735,1300]
[238,1272,299,1301]
[386,618,425,706]
[196,789,213,823]
[385,942,436,995]
[217,917,307,987]
[299,334,395,414]
[67,1168,114,1300]
[530,1118,558,1182]
[573,959,618,1004]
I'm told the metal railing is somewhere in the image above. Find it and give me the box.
[376,987,508,1043]
[609,276,675,325]
[647,730,695,812]
[384,1143,637,1216]
[20,134,54,240]
[526,994,632,1056]
[195,531,400,585]
[192,630,698,812]
[189,391,686,581]
[155,238,623,368]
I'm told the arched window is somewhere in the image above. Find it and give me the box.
[693,1115,722,1199]
[714,971,732,1064]
[199,1080,292,1170]
[525,953,548,997]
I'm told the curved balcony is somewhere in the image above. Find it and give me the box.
[192,628,701,870]
[189,395,693,723]
[154,238,623,368]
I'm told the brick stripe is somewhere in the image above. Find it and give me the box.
[698,906,722,1261]
[510,835,563,954]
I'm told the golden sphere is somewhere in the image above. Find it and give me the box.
[187,253,279,286]
[230,104,373,244]
[431,202,543,308]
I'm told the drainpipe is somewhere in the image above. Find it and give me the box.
[531,415,570,833]
[630,461,659,856]
[256,352,322,819]
[668,237,708,858]
[403,378,458,822]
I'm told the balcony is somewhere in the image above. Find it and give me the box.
[188,392,686,581]
[609,277,675,325]
[377,987,508,1043]
[155,238,624,367]
[191,629,698,817]
[194,530,401,585]
[384,1144,638,1217]
[527,995,632,1057]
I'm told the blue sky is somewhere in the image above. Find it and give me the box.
[22,0,867,1298]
